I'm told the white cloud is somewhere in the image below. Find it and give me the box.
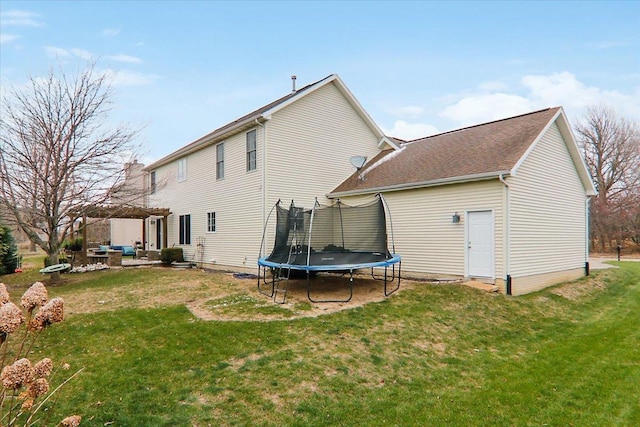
[439,71,640,127]
[523,71,640,117]
[0,33,19,44]
[0,10,44,27]
[45,45,71,58]
[382,120,439,141]
[106,54,143,64]
[522,71,599,108]
[105,69,161,87]
[440,93,533,126]
[101,27,121,37]
[46,46,97,61]
[70,48,94,60]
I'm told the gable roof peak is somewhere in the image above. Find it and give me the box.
[145,73,347,171]
[330,106,573,197]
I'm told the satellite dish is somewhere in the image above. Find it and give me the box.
[349,155,367,170]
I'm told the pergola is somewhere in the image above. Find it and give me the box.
[70,205,171,256]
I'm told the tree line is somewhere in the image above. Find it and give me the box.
[576,105,640,253]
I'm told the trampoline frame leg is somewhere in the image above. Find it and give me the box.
[370,261,401,296]
[307,270,354,303]
[257,265,275,298]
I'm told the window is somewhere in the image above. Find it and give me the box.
[179,214,191,245]
[150,171,156,194]
[216,143,224,180]
[177,158,187,182]
[207,211,216,233]
[246,130,257,171]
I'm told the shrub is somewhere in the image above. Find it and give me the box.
[0,224,18,275]
[160,248,184,265]
[62,238,83,252]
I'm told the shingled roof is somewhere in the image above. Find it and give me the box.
[330,107,593,196]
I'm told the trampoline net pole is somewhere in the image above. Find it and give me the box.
[379,193,396,255]
[338,199,345,250]
[258,200,280,261]
[306,199,319,267]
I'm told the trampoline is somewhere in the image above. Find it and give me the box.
[258,194,401,303]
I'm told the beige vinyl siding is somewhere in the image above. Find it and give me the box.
[258,82,382,258]
[509,267,585,296]
[110,219,142,246]
[509,122,587,279]
[148,127,264,267]
[342,180,504,278]
[148,79,384,270]
[265,81,381,209]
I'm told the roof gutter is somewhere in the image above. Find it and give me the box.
[328,170,512,199]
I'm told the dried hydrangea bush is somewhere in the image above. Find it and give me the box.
[0,282,82,426]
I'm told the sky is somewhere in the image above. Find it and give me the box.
[1,0,639,165]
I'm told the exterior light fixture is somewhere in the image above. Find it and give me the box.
[452,212,461,223]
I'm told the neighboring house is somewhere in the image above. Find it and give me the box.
[109,160,146,246]
[144,74,394,265]
[330,107,597,295]
[144,74,595,295]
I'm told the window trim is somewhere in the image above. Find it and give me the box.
[150,171,156,194]
[216,143,225,180]
[246,129,257,172]
[177,158,187,182]
[179,214,191,245]
[207,211,216,233]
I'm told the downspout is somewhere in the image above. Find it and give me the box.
[585,196,590,276]
[499,174,511,295]
[256,118,267,259]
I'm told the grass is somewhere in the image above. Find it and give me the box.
[1,258,639,426]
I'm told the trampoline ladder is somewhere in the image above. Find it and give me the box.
[273,279,289,304]
[273,225,302,304]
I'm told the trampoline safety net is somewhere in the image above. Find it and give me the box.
[266,197,392,268]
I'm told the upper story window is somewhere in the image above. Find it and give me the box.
[246,130,257,172]
[150,171,156,194]
[216,143,224,180]
[179,214,191,245]
[177,158,187,182]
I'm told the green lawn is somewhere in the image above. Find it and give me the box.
[2,259,639,426]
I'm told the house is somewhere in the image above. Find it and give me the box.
[144,74,595,295]
[109,160,146,247]
[330,107,597,295]
[144,74,395,266]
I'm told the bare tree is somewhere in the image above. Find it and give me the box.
[575,105,640,252]
[0,62,142,275]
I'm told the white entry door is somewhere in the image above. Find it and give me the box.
[467,210,494,278]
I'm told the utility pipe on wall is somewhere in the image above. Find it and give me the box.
[499,174,511,295]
